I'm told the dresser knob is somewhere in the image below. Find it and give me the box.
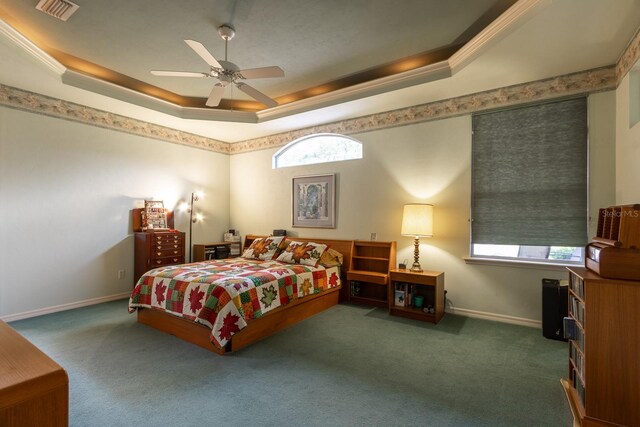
[156,260,162,264]
[173,258,178,262]
[157,252,162,256]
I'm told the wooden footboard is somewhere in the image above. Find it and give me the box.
[137,286,340,355]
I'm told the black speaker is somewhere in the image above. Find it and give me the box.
[542,278,568,341]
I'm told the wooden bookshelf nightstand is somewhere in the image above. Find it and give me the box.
[346,241,396,307]
[389,269,445,324]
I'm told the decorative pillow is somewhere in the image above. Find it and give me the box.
[241,236,286,260]
[319,247,344,268]
[276,240,328,267]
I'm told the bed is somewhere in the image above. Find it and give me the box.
[129,235,353,354]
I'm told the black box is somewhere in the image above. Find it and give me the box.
[542,278,568,341]
[214,245,230,259]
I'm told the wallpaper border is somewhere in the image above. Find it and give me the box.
[0,84,230,154]
[0,66,616,156]
[230,67,616,154]
[617,25,640,82]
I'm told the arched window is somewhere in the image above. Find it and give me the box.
[272,133,363,168]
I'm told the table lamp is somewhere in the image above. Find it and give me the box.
[401,204,433,272]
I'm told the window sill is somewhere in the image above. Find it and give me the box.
[463,257,582,271]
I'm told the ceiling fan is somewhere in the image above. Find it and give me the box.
[151,25,284,108]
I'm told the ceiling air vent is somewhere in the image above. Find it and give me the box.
[35,0,80,21]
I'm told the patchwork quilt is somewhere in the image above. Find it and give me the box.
[128,258,341,349]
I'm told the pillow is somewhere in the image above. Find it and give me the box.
[241,236,286,260]
[319,247,344,268]
[276,240,328,267]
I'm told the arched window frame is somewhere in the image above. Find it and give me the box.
[272,133,363,169]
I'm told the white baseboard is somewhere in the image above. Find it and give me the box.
[1,292,131,323]
[446,306,541,328]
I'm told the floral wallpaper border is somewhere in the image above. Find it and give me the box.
[231,66,616,154]
[0,84,230,154]
[616,26,640,82]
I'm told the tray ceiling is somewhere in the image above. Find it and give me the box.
[0,0,518,119]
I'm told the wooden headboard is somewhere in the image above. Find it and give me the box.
[243,234,353,275]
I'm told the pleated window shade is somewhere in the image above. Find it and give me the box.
[471,97,588,247]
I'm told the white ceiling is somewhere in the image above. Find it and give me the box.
[0,0,639,143]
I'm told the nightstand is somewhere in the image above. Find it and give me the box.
[389,269,445,324]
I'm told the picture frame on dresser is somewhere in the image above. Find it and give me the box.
[292,174,335,228]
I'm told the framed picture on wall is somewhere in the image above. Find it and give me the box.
[292,174,336,228]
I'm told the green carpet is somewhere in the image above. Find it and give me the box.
[10,300,571,426]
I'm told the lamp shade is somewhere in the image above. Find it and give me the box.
[401,204,433,237]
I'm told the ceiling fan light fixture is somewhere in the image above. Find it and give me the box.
[151,24,283,109]
[218,25,236,41]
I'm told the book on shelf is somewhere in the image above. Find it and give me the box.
[394,283,413,307]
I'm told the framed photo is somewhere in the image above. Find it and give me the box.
[143,200,168,230]
[292,174,336,228]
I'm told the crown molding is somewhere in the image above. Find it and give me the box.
[0,19,65,75]
[449,0,551,74]
[61,69,257,123]
[256,61,452,122]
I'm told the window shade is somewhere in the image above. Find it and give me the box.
[472,97,588,247]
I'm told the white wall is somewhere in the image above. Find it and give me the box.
[616,66,640,203]
[0,106,230,319]
[230,92,616,323]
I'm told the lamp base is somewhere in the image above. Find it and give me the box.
[411,237,423,272]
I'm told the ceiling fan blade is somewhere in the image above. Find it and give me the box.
[206,83,226,107]
[238,66,285,80]
[151,70,208,77]
[236,83,278,108]
[184,39,222,69]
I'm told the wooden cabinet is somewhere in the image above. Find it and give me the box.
[193,242,233,262]
[346,241,396,307]
[0,321,68,426]
[389,269,445,324]
[561,267,640,427]
[134,231,185,284]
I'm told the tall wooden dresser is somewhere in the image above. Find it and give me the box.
[134,231,185,284]
[132,208,185,285]
[562,267,640,427]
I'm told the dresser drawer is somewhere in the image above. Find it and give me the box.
[149,256,184,267]
[151,247,183,259]
[152,233,183,244]
[153,242,184,252]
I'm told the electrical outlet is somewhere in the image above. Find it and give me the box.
[370,232,377,241]
[117,269,126,280]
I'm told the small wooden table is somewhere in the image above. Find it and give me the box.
[388,269,445,324]
[0,321,68,426]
